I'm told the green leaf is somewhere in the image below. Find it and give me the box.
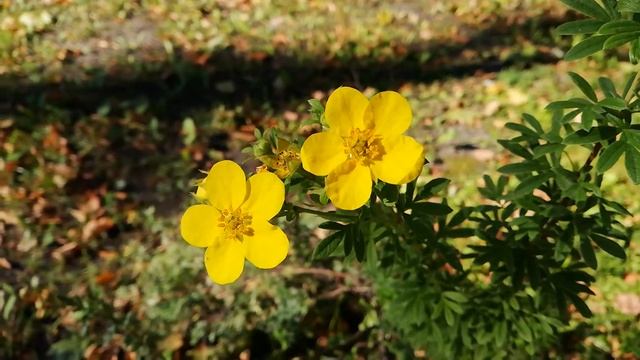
[495,321,508,346]
[416,178,450,200]
[354,229,365,262]
[596,140,626,173]
[599,76,620,98]
[631,38,640,64]
[625,147,640,184]
[598,20,640,35]
[365,235,378,266]
[318,221,348,230]
[522,113,544,133]
[507,173,551,199]
[533,143,566,158]
[498,162,544,174]
[568,72,598,101]
[598,97,627,110]
[514,319,533,342]
[505,122,539,138]
[568,293,593,318]
[560,0,610,20]
[590,233,626,260]
[619,0,640,12]
[446,228,475,238]
[444,307,455,326]
[443,291,469,303]
[556,19,606,35]
[563,126,619,144]
[626,129,640,150]
[312,231,344,260]
[565,35,610,60]
[546,98,592,110]
[622,72,638,98]
[498,140,533,159]
[445,299,464,315]
[411,202,453,216]
[580,236,598,269]
[604,31,640,49]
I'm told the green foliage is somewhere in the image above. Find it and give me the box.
[559,2,640,62]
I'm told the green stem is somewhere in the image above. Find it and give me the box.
[292,205,358,221]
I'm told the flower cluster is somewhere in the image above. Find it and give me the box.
[181,88,425,284]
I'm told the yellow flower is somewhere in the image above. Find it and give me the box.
[180,160,289,285]
[300,87,424,210]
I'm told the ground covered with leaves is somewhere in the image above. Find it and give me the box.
[1,0,639,359]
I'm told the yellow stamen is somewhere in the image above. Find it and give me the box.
[343,128,385,165]
[217,209,254,241]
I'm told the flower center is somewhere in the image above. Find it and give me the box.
[344,128,385,165]
[273,150,299,171]
[218,209,254,241]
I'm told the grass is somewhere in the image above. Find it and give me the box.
[1,0,640,358]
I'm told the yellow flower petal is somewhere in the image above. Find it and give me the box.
[241,171,284,221]
[180,205,223,247]
[194,185,207,200]
[245,220,289,269]
[326,159,372,210]
[325,87,371,136]
[372,135,424,185]
[367,91,412,136]
[203,160,247,211]
[204,239,246,285]
[300,131,348,176]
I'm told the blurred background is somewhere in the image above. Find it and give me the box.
[1,0,639,358]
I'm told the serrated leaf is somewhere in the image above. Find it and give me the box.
[556,19,606,35]
[563,126,619,144]
[598,20,640,34]
[604,32,640,49]
[591,233,626,259]
[560,0,610,20]
[568,72,598,101]
[565,35,610,60]
[596,140,626,173]
[625,147,640,183]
